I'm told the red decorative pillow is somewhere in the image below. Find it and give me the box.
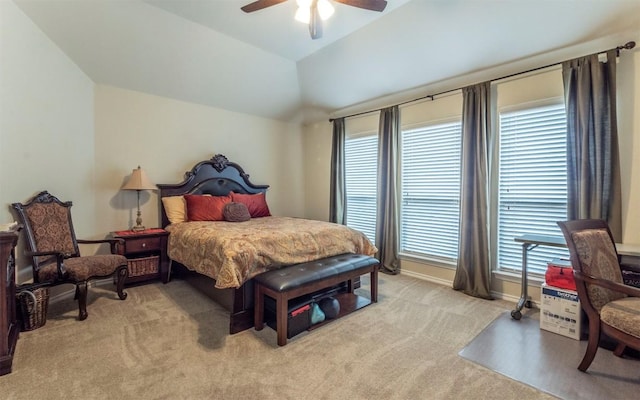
[184,194,231,221]
[230,192,271,218]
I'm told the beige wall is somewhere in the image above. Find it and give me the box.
[93,85,305,235]
[301,49,640,304]
[618,50,640,243]
[1,2,305,286]
[0,2,96,282]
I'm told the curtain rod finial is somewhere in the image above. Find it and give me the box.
[615,41,635,57]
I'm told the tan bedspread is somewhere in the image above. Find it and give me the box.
[165,216,378,289]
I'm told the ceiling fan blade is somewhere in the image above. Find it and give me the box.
[241,0,288,13]
[334,0,387,12]
[309,5,323,40]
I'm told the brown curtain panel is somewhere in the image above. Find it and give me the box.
[375,106,400,274]
[563,50,622,241]
[330,118,347,225]
[453,82,493,299]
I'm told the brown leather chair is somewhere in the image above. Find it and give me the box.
[557,219,640,371]
[12,191,128,320]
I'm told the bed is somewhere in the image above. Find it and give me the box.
[157,154,377,334]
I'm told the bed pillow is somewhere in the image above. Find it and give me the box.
[230,192,271,218]
[223,202,251,222]
[161,195,187,224]
[184,194,231,221]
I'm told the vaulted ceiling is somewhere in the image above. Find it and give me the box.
[14,0,640,124]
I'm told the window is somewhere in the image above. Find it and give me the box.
[497,103,569,274]
[400,121,462,261]
[345,134,377,243]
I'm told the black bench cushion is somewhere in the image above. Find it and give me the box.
[254,253,378,292]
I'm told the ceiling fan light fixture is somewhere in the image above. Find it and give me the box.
[295,0,334,24]
[242,0,387,39]
[294,6,311,23]
[317,0,335,21]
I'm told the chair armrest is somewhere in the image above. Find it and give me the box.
[25,250,73,259]
[77,238,124,254]
[24,250,68,279]
[575,271,640,297]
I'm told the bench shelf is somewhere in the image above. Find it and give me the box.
[254,254,379,346]
[307,292,372,331]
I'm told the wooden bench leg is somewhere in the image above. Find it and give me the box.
[347,278,354,293]
[254,284,265,331]
[370,265,378,303]
[276,293,288,346]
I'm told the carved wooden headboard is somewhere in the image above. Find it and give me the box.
[156,154,269,228]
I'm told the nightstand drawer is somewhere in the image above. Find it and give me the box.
[123,237,161,254]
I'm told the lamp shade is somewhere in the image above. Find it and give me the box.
[122,166,156,191]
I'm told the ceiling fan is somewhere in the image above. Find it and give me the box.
[241,0,388,40]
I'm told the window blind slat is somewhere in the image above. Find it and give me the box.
[497,104,569,274]
[345,135,377,243]
[400,121,462,259]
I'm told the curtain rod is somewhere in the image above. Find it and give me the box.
[329,41,636,123]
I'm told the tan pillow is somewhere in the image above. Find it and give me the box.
[162,196,187,224]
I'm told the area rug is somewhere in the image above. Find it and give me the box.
[459,311,640,400]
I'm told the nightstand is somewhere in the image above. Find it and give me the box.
[112,229,170,285]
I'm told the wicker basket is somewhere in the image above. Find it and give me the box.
[128,255,159,277]
[17,287,49,331]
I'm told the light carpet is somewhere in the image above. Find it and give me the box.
[459,310,640,400]
[2,275,557,400]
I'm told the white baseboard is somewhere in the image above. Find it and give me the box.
[46,278,114,304]
[400,269,453,287]
[400,268,539,308]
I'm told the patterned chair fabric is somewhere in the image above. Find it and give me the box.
[558,219,640,372]
[571,229,626,311]
[37,255,129,282]
[24,201,77,270]
[600,298,640,339]
[12,191,128,321]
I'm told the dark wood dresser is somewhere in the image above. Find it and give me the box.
[0,228,20,376]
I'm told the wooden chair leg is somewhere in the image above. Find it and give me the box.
[76,282,89,321]
[613,342,626,357]
[578,322,600,372]
[115,265,128,300]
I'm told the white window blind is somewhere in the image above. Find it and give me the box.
[401,122,461,261]
[498,103,569,274]
[345,135,378,243]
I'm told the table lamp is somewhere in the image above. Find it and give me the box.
[122,166,156,231]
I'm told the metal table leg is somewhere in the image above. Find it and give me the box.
[511,242,537,320]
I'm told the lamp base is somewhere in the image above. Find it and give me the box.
[131,224,146,232]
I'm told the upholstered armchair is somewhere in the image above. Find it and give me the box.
[12,191,128,321]
[557,219,640,372]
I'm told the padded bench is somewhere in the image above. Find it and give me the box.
[254,253,379,346]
